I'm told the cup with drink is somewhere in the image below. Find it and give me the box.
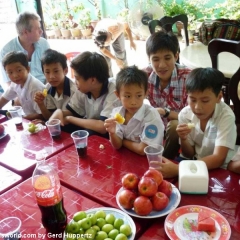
[45,119,61,140]
[71,130,89,158]
[8,106,23,129]
[144,144,164,170]
[0,217,21,240]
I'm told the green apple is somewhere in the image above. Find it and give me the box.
[28,123,37,133]
[115,233,128,240]
[85,228,96,240]
[105,238,113,240]
[108,229,119,239]
[91,225,100,232]
[77,228,85,235]
[94,210,106,219]
[68,221,80,233]
[96,218,106,229]
[95,231,108,240]
[66,233,77,240]
[87,213,97,225]
[73,211,87,222]
[113,218,124,230]
[79,218,92,230]
[77,238,86,240]
[105,213,115,225]
[120,224,132,237]
[101,223,114,234]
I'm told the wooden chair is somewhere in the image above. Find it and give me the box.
[208,38,240,105]
[65,52,80,79]
[208,38,240,144]
[148,14,189,47]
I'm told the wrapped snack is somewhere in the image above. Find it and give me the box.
[187,123,195,129]
[42,88,48,97]
[115,113,125,124]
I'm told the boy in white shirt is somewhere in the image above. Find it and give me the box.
[34,49,77,120]
[49,51,121,137]
[159,68,236,178]
[104,65,165,155]
[0,51,44,120]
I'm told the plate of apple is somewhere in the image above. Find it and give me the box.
[116,169,181,218]
[0,124,7,140]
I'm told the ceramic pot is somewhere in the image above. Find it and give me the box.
[60,29,71,38]
[81,28,91,37]
[54,28,61,38]
[70,28,81,37]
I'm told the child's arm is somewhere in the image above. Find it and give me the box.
[124,23,136,50]
[104,118,122,149]
[227,160,240,174]
[176,123,195,158]
[157,108,179,120]
[122,140,147,155]
[34,91,52,120]
[99,48,124,69]
[0,96,9,109]
[23,113,44,121]
[200,146,229,169]
[49,109,72,126]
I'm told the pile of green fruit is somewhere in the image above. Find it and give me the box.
[28,123,38,133]
[65,209,133,240]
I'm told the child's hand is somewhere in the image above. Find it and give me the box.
[104,118,117,134]
[159,157,179,178]
[115,58,124,69]
[34,91,45,104]
[176,124,192,140]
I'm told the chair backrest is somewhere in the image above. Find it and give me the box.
[65,52,80,79]
[148,14,189,47]
[208,38,240,143]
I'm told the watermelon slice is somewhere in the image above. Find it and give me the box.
[197,211,216,232]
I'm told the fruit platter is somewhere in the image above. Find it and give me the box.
[116,169,181,218]
[64,207,136,240]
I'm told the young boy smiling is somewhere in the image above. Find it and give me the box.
[104,65,164,155]
[159,68,236,178]
[34,49,77,120]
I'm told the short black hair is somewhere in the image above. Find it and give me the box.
[116,65,148,93]
[2,51,28,69]
[41,49,67,71]
[94,30,108,48]
[70,51,109,83]
[146,30,179,57]
[186,67,224,96]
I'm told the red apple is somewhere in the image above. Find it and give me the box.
[0,124,4,135]
[121,173,139,190]
[138,177,158,197]
[151,192,169,211]
[158,180,173,198]
[144,169,163,186]
[117,189,137,209]
[133,196,153,216]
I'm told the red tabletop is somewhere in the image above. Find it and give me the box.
[0,114,7,124]
[139,168,240,240]
[0,166,22,195]
[0,178,103,240]
[46,135,157,238]
[0,119,73,180]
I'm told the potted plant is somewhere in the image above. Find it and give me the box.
[78,9,92,37]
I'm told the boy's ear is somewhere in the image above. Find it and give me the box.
[217,90,223,103]
[174,52,179,62]
[114,90,120,99]
[64,67,68,75]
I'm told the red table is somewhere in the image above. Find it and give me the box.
[139,168,240,240]
[0,166,22,195]
[0,114,7,124]
[46,135,160,238]
[0,178,104,240]
[0,119,74,180]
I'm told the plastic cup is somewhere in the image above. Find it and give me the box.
[71,130,89,158]
[45,119,61,140]
[144,144,164,170]
[8,106,23,129]
[0,217,21,240]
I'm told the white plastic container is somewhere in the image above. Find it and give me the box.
[179,160,209,194]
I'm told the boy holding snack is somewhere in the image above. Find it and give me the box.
[159,68,236,178]
[34,49,77,120]
[104,65,164,155]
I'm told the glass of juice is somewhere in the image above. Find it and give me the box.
[45,119,61,140]
[71,130,89,158]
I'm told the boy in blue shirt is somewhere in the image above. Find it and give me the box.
[104,65,164,155]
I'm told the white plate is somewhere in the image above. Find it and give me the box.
[116,184,181,219]
[65,207,136,240]
[0,131,7,140]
